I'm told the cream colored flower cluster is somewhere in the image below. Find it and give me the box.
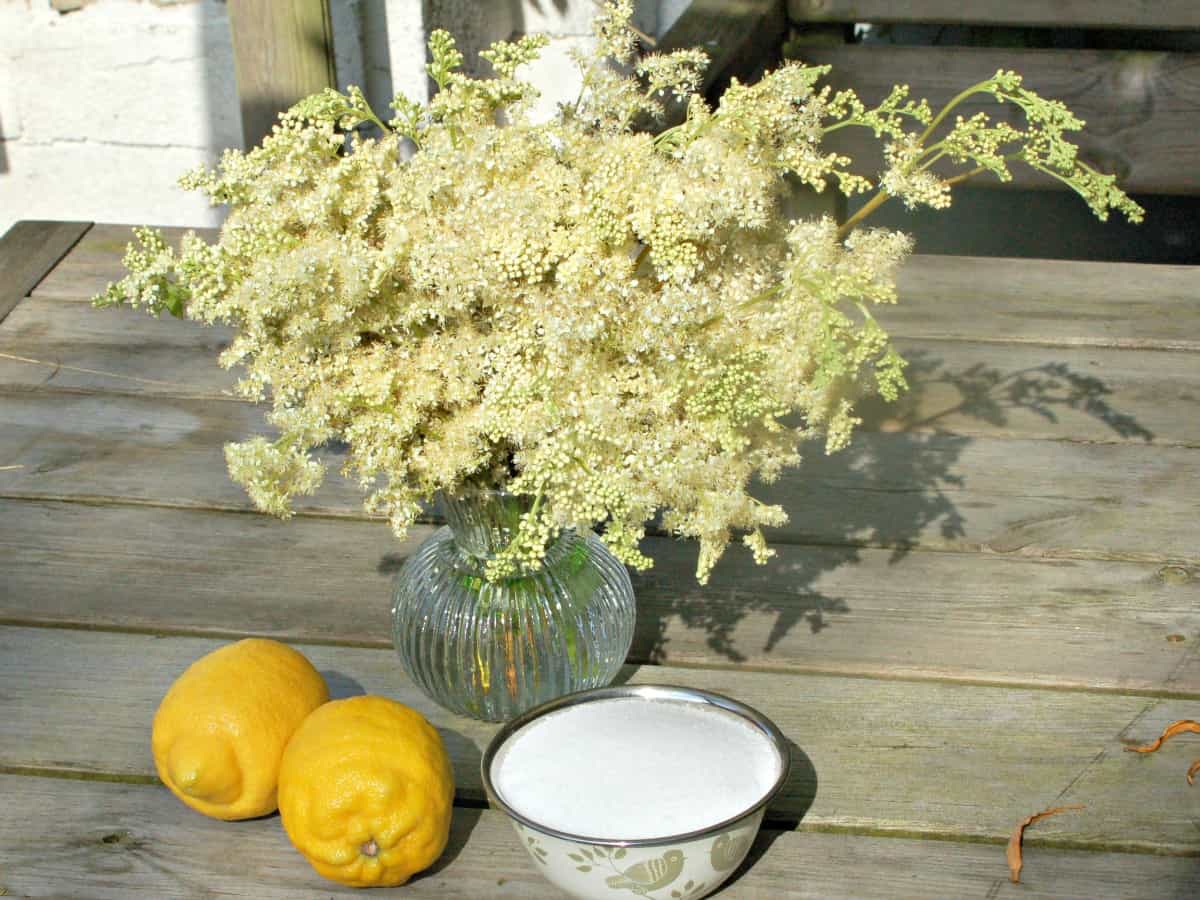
[98,1,1141,583]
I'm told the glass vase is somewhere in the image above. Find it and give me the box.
[390,489,636,722]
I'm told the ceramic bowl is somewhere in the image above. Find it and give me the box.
[481,685,790,900]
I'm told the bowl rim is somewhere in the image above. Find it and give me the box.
[480,683,792,848]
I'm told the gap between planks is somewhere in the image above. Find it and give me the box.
[7,499,1196,696]
[10,774,1200,899]
[1,488,1194,569]
[6,627,1200,855]
[3,762,1192,861]
[3,617,1199,704]
[6,378,1200,450]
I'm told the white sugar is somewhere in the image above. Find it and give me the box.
[491,697,783,841]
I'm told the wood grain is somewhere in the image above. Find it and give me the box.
[0,221,91,324]
[227,0,335,149]
[5,776,1199,899]
[657,0,788,95]
[0,775,557,899]
[31,223,202,301]
[0,389,1196,564]
[862,338,1200,446]
[0,297,239,400]
[6,298,1198,445]
[4,627,1199,852]
[887,255,1200,351]
[794,45,1200,195]
[3,499,1197,694]
[787,0,1200,30]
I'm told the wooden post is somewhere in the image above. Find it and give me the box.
[657,0,788,97]
[227,0,337,150]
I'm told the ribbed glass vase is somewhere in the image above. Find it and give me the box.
[390,489,636,722]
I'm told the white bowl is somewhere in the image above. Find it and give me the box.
[481,685,790,900]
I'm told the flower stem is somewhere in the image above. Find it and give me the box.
[915,79,994,146]
[836,79,1003,241]
[835,190,891,240]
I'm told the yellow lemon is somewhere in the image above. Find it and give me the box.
[151,638,329,820]
[278,695,455,887]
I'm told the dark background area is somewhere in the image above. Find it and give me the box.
[843,23,1200,264]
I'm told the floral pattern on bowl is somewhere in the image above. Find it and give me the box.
[511,814,762,900]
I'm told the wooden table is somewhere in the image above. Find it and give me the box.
[2,220,1200,897]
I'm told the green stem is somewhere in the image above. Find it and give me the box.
[364,111,391,135]
[942,164,991,187]
[572,59,601,115]
[835,80,1009,241]
[835,190,890,241]
[914,79,995,147]
[654,106,721,149]
[620,83,665,132]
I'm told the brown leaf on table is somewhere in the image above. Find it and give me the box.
[1125,720,1200,754]
[1187,759,1200,785]
[1006,804,1085,884]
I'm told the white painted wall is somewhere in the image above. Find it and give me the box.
[0,0,241,237]
[0,0,685,238]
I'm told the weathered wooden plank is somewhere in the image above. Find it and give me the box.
[6,298,1197,445]
[3,627,1198,851]
[31,223,201,302]
[36,227,1200,350]
[861,338,1200,446]
[0,390,1196,564]
[788,0,1200,30]
[3,499,1197,694]
[0,220,91,324]
[887,255,1200,351]
[794,45,1200,195]
[768,430,1199,564]
[0,297,239,399]
[5,776,1199,900]
[227,0,335,149]
[657,0,788,95]
[0,389,361,513]
[0,776,557,898]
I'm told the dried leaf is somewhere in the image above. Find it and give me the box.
[1126,720,1200,754]
[1188,759,1200,785]
[1007,804,1085,884]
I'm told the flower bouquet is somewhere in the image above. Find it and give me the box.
[97,1,1141,717]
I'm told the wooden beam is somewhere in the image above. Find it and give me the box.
[0,221,91,326]
[7,776,1200,897]
[8,627,1200,853]
[657,0,789,97]
[788,0,1200,31]
[227,0,336,150]
[795,45,1200,195]
[4,500,1199,694]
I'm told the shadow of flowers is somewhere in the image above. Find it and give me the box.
[630,349,1154,665]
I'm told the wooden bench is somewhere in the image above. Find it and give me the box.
[779,1,1200,260]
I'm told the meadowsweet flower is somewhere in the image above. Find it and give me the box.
[96,2,1142,584]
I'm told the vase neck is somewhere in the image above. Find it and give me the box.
[441,489,534,558]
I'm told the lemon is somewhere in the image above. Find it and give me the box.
[151,638,329,820]
[277,695,455,887]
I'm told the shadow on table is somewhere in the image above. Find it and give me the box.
[321,669,367,699]
[417,726,486,879]
[630,351,1154,665]
[721,736,818,892]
